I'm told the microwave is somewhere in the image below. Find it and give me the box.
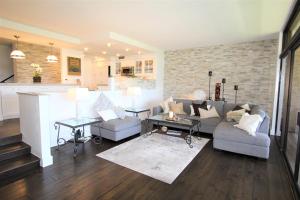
[121,66,134,76]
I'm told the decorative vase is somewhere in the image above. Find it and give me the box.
[33,76,41,83]
[215,83,221,101]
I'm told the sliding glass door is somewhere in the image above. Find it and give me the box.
[286,47,300,174]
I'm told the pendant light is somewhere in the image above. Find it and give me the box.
[46,42,58,63]
[10,35,26,59]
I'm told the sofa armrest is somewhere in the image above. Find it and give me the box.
[152,106,163,116]
[258,114,270,135]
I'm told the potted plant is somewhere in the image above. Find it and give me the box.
[31,63,42,83]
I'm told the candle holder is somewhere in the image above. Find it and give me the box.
[208,71,212,100]
[234,85,239,104]
[222,78,226,101]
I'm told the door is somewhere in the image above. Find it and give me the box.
[285,47,300,174]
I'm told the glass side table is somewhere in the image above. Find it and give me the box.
[125,107,151,118]
[54,117,102,157]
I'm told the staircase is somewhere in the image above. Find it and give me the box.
[0,133,40,184]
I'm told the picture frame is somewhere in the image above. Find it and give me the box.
[67,57,81,76]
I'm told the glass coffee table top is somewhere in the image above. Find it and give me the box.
[55,118,101,128]
[148,114,199,127]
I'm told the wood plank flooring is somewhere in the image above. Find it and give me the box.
[0,132,295,200]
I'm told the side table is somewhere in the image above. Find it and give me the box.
[54,118,102,157]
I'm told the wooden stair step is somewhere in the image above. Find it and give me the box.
[0,142,31,162]
[0,154,40,181]
[0,134,22,147]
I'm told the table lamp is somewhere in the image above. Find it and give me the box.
[68,88,89,118]
[127,86,142,108]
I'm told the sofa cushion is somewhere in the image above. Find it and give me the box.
[99,116,141,132]
[214,121,270,147]
[251,105,266,120]
[174,98,193,115]
[187,116,222,133]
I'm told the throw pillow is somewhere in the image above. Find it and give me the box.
[198,106,220,119]
[226,109,246,122]
[234,113,263,136]
[98,109,118,121]
[160,96,174,113]
[169,102,186,115]
[192,101,208,116]
[114,106,126,119]
[94,93,114,112]
[190,105,195,116]
[241,104,251,111]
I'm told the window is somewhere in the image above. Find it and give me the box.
[144,60,153,73]
[116,62,121,75]
[135,61,142,74]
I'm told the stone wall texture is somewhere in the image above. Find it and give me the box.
[13,42,61,83]
[164,39,279,115]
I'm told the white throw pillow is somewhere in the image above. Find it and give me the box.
[234,113,263,136]
[160,96,174,113]
[114,106,126,119]
[94,93,114,112]
[241,104,251,111]
[190,105,195,116]
[198,107,220,119]
[98,109,118,121]
[226,109,246,122]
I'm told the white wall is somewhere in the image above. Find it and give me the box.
[0,84,77,121]
[0,44,13,82]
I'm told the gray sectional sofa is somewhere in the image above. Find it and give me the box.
[153,99,270,159]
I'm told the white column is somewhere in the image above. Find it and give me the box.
[18,93,53,167]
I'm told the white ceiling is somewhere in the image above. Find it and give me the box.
[0,0,294,51]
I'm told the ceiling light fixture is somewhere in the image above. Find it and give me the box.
[116,53,120,57]
[138,51,141,55]
[125,48,129,52]
[46,42,58,63]
[102,51,107,55]
[10,35,25,59]
[84,47,88,51]
[107,43,111,47]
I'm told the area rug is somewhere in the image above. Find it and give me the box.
[96,133,210,184]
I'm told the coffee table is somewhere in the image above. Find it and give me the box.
[145,114,201,148]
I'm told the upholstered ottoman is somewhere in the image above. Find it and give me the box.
[91,116,141,141]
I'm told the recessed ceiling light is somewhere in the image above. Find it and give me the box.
[102,51,107,55]
[116,53,120,57]
[84,47,88,51]
[107,43,111,47]
[138,51,141,55]
[125,48,129,52]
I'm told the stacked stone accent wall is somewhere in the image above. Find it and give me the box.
[13,42,61,83]
[164,39,278,115]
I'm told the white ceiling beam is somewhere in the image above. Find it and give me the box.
[0,18,80,44]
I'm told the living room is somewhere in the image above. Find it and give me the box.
[0,0,298,199]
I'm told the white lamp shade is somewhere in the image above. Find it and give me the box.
[127,87,142,96]
[68,88,89,101]
[10,50,25,59]
[46,55,58,63]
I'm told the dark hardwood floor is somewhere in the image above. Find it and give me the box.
[0,133,295,200]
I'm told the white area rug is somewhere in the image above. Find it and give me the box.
[96,133,210,184]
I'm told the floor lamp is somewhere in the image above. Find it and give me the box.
[222,78,226,101]
[234,85,238,104]
[208,71,212,100]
